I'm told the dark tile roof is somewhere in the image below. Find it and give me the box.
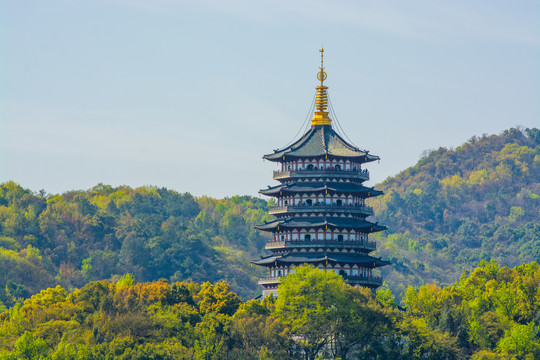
[264,125,379,162]
[259,181,383,197]
[255,216,386,232]
[251,252,390,267]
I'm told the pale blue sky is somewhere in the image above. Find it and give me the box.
[1,0,538,197]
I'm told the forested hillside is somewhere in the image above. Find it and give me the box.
[371,127,540,297]
[0,127,539,358]
[0,183,271,306]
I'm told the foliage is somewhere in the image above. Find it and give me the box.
[2,263,534,359]
[0,127,538,357]
[404,261,540,359]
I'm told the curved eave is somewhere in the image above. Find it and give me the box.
[264,153,379,163]
[259,183,383,197]
[255,217,386,232]
[251,253,390,267]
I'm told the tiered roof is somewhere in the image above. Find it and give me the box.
[252,49,389,293]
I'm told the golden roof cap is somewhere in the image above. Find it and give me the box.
[311,48,332,126]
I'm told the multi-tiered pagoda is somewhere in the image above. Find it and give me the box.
[253,49,389,297]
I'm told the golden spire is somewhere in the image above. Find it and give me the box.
[311,48,332,126]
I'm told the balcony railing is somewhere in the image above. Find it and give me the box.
[273,168,369,180]
[265,239,376,251]
[268,204,373,216]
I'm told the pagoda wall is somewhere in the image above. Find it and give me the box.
[277,195,366,206]
[280,158,362,171]
[272,230,368,242]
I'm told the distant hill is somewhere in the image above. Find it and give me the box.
[371,127,540,297]
[0,184,270,306]
[0,127,538,306]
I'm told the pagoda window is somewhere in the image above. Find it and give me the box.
[307,164,314,170]
[306,199,312,206]
[325,232,331,240]
[337,234,344,241]
[339,269,347,277]
[335,164,341,171]
[351,234,356,240]
[336,199,342,206]
[278,270,282,277]
[292,232,298,240]
[352,269,359,276]
[304,234,311,241]
[317,232,324,240]
[280,235,285,241]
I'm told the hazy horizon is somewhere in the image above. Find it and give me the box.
[2,1,538,198]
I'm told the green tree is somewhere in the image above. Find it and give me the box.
[274,265,346,360]
[13,332,48,359]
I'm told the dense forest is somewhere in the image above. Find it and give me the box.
[371,127,540,297]
[0,263,539,359]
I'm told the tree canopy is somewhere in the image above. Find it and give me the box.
[1,263,537,359]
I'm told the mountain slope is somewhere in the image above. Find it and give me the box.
[371,127,540,296]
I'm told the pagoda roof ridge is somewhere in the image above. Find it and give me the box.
[251,252,390,267]
[255,216,387,232]
[263,125,379,162]
[259,181,383,197]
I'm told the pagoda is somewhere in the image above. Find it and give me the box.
[252,49,389,297]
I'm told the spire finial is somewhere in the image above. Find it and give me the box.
[312,48,331,126]
[318,48,326,87]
